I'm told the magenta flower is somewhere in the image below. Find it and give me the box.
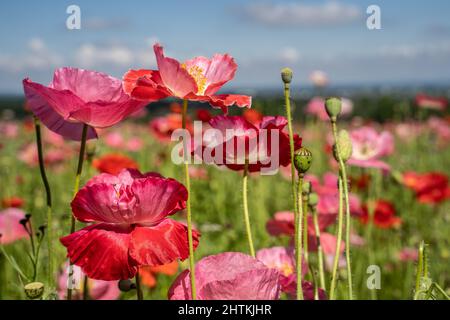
[192,115,302,173]
[23,67,149,141]
[0,208,28,244]
[347,127,394,171]
[168,252,281,300]
[60,168,200,280]
[123,44,251,113]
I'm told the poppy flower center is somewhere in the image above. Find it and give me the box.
[182,64,207,95]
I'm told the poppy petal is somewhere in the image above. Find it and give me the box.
[129,220,200,266]
[60,223,137,281]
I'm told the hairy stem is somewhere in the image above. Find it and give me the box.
[33,117,54,289]
[284,83,298,215]
[182,99,197,300]
[295,173,304,300]
[329,176,344,300]
[242,159,255,257]
[67,124,88,300]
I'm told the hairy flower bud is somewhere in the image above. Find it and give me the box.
[294,147,312,174]
[281,67,293,84]
[24,282,44,300]
[302,181,311,194]
[325,97,342,121]
[333,129,353,162]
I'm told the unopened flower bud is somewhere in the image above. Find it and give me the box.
[24,282,44,300]
[118,279,135,292]
[333,130,353,162]
[281,68,293,84]
[302,181,311,194]
[308,193,319,207]
[325,97,342,121]
[294,147,312,174]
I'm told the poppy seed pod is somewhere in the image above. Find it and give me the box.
[333,130,353,162]
[281,68,293,84]
[24,282,44,300]
[308,192,319,207]
[294,147,312,174]
[325,97,342,121]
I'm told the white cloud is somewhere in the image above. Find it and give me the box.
[243,1,362,27]
[279,47,300,64]
[0,37,63,72]
[75,43,134,68]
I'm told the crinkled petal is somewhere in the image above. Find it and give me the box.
[129,220,200,266]
[23,79,97,141]
[154,44,197,98]
[60,223,136,280]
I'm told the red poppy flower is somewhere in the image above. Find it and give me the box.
[149,113,193,143]
[139,261,179,288]
[92,153,139,175]
[60,169,200,280]
[192,115,302,173]
[360,200,402,229]
[196,109,212,123]
[1,196,24,208]
[403,171,450,204]
[243,109,263,125]
[123,44,251,113]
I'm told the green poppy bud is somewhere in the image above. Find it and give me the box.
[302,181,311,194]
[24,282,44,300]
[281,67,293,84]
[325,97,342,121]
[333,130,353,162]
[308,192,319,207]
[294,147,312,174]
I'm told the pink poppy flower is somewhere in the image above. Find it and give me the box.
[416,93,447,111]
[192,115,302,173]
[123,44,251,113]
[256,247,325,299]
[347,127,394,171]
[58,264,120,300]
[168,252,281,300]
[309,70,329,88]
[104,132,125,148]
[126,137,144,152]
[0,208,28,244]
[0,121,19,138]
[23,67,149,141]
[397,247,418,262]
[60,168,200,281]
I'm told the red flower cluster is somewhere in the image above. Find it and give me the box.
[360,200,402,229]
[403,171,450,204]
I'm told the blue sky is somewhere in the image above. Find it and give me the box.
[1,0,450,93]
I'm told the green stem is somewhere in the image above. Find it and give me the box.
[135,272,143,300]
[329,176,344,300]
[67,123,88,300]
[242,159,255,257]
[295,173,304,300]
[33,117,54,289]
[302,193,309,266]
[312,206,326,291]
[414,241,425,299]
[182,99,197,300]
[331,121,353,299]
[283,83,298,215]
